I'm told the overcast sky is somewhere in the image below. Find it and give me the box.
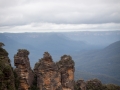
[0,0,120,32]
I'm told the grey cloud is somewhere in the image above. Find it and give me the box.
[0,0,120,28]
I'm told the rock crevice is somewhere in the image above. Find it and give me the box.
[34,53,75,90]
[34,52,62,90]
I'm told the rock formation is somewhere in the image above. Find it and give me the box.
[57,55,75,90]
[34,52,62,90]
[0,42,16,90]
[14,49,34,90]
[76,79,86,90]
[1,42,120,90]
[86,79,103,90]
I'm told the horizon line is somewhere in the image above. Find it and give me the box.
[0,29,120,33]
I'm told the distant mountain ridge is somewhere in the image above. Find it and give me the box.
[75,40,120,85]
[0,32,92,67]
[0,31,120,85]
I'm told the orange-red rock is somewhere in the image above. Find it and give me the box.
[14,49,34,90]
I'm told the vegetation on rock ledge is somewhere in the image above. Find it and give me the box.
[0,42,16,90]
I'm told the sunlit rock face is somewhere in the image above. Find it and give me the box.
[57,55,75,90]
[14,49,34,90]
[34,52,62,90]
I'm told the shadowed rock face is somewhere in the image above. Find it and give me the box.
[76,80,86,90]
[86,79,103,90]
[0,43,16,90]
[14,49,34,90]
[75,79,103,90]
[34,52,62,90]
[57,55,75,90]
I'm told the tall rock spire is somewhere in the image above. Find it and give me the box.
[34,52,62,90]
[14,49,34,90]
[57,55,75,90]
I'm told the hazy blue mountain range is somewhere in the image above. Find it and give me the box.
[0,32,92,67]
[0,31,120,85]
[64,31,120,46]
[74,40,120,85]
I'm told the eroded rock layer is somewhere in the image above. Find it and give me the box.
[14,49,34,90]
[34,52,62,90]
[57,55,75,90]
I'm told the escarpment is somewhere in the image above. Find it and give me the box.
[14,49,34,90]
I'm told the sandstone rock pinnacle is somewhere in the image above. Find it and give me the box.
[57,55,75,90]
[34,52,62,90]
[14,49,34,90]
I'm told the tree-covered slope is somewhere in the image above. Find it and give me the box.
[75,40,120,85]
[0,42,16,90]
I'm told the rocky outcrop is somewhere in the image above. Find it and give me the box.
[76,79,86,90]
[0,42,16,90]
[57,55,75,90]
[2,46,120,90]
[14,49,34,90]
[75,79,103,90]
[86,79,103,90]
[75,79,120,90]
[34,53,75,90]
[1,42,120,90]
[34,52,62,90]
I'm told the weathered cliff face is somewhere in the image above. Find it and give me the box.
[14,51,75,90]
[0,42,16,90]
[14,49,34,90]
[34,52,62,90]
[57,55,75,90]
